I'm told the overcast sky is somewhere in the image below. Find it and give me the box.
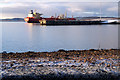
[0,0,119,19]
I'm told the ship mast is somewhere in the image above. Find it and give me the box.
[65,11,67,18]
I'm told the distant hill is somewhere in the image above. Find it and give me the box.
[0,18,25,22]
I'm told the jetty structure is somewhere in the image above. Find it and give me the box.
[24,10,119,25]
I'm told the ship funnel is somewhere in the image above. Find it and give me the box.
[30,10,33,14]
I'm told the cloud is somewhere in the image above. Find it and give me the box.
[67,8,83,13]
[64,3,83,13]
[2,0,120,2]
[107,7,118,11]
[0,2,118,19]
[0,2,29,8]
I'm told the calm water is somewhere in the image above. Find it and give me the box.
[2,22,119,52]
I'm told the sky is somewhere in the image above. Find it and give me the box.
[0,0,119,19]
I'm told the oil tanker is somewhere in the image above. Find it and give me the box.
[24,10,119,25]
[24,10,76,23]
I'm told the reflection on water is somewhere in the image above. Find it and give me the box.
[2,22,119,52]
[0,22,2,52]
[25,23,46,27]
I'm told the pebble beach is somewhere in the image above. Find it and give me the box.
[1,49,120,80]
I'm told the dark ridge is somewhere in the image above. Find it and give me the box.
[0,18,24,22]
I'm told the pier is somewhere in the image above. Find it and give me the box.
[39,20,104,25]
[39,19,119,25]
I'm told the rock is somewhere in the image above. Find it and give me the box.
[107,64,110,67]
[37,65,44,67]
[96,69,107,73]
[71,65,77,67]
[2,51,7,54]
[58,49,66,52]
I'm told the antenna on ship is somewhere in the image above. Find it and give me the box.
[72,15,74,18]
[65,11,67,18]
[30,10,33,14]
[55,13,57,20]
[34,9,37,13]
[55,13,56,18]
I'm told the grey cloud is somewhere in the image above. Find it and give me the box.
[2,0,120,2]
[1,2,118,18]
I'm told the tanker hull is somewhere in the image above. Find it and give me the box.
[24,17,41,23]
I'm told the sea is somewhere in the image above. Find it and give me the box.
[1,22,119,52]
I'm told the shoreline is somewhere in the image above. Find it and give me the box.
[2,49,120,60]
[1,49,120,80]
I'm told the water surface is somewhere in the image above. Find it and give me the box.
[2,22,118,52]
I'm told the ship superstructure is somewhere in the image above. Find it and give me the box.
[24,10,43,23]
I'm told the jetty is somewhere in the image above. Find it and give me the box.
[39,19,119,25]
[39,20,103,25]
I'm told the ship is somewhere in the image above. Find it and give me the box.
[25,10,119,25]
[24,10,76,23]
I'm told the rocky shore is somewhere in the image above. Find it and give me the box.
[1,49,120,80]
